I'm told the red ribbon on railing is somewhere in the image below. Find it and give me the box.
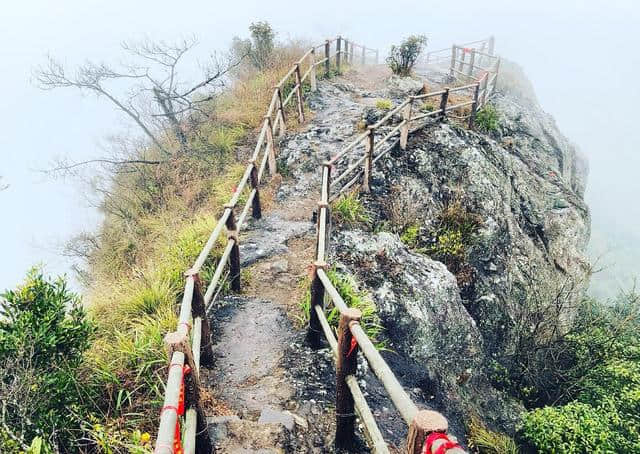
[157,364,192,454]
[347,337,358,357]
[463,47,472,53]
[423,432,462,454]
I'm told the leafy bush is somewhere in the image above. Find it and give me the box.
[231,21,275,71]
[0,269,93,451]
[475,105,500,132]
[375,99,393,110]
[426,200,482,275]
[517,292,640,453]
[386,35,427,76]
[332,191,370,227]
[400,222,420,248]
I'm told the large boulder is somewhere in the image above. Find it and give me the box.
[334,231,523,430]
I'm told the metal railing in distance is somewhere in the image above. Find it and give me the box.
[153,35,375,454]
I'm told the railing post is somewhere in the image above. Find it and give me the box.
[310,48,317,92]
[479,74,488,107]
[488,35,495,56]
[265,116,278,176]
[343,38,349,64]
[308,163,331,349]
[375,48,379,64]
[224,205,241,292]
[325,40,331,75]
[294,63,305,123]
[164,332,212,454]
[406,410,449,454]
[335,308,362,450]
[275,86,286,137]
[190,273,215,366]
[350,42,354,64]
[468,82,480,129]
[467,49,476,78]
[249,161,262,219]
[493,58,501,91]
[336,36,342,72]
[361,45,366,65]
[363,127,374,192]
[449,46,456,81]
[458,48,465,73]
[400,98,412,150]
[439,88,449,120]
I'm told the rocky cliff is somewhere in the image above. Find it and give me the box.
[277,61,590,439]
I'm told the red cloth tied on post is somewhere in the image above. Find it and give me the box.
[423,432,463,454]
[173,365,191,454]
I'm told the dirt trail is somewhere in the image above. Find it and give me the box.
[204,65,404,453]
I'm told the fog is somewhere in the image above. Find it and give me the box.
[1,0,638,298]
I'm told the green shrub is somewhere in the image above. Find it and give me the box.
[332,191,370,227]
[0,269,93,451]
[400,222,420,248]
[386,35,427,76]
[475,105,500,132]
[520,402,637,453]
[420,103,436,113]
[375,99,393,110]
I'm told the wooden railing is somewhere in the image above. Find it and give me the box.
[306,39,502,454]
[424,36,494,66]
[153,35,365,454]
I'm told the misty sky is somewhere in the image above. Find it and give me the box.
[1,0,638,297]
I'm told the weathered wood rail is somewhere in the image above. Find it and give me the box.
[153,35,363,454]
[307,39,502,454]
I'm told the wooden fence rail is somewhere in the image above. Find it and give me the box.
[307,39,502,454]
[153,34,497,454]
[153,35,366,454]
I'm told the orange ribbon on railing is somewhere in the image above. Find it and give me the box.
[158,364,191,454]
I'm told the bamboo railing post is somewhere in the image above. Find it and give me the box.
[336,36,342,71]
[361,45,366,65]
[363,128,374,192]
[449,46,456,80]
[294,63,305,123]
[265,116,278,176]
[468,82,480,129]
[467,49,476,77]
[310,48,318,92]
[275,86,286,137]
[439,88,450,120]
[249,161,262,218]
[375,49,379,64]
[488,35,495,56]
[189,273,215,366]
[224,205,241,292]
[400,99,412,150]
[325,40,331,75]
[344,38,349,64]
[164,332,212,454]
[335,308,362,449]
[406,410,449,454]
[308,162,331,348]
[458,48,465,73]
[493,58,501,91]
[350,42,355,63]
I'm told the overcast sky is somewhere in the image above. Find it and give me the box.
[1,0,638,296]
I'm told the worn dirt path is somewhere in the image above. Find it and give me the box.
[202,65,421,453]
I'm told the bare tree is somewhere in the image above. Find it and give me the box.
[34,37,245,169]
